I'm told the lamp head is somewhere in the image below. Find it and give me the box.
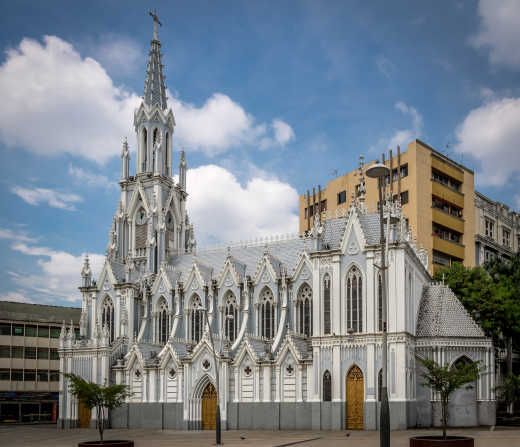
[366,163,390,179]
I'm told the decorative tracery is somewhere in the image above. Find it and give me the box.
[346,266,363,333]
[101,296,115,343]
[296,284,312,337]
[223,291,238,342]
[157,297,169,344]
[260,287,275,339]
[323,274,331,335]
[189,294,204,343]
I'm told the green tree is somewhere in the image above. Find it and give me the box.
[418,357,480,439]
[434,258,520,364]
[495,374,520,413]
[64,373,132,444]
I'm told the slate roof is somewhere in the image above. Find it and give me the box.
[321,218,347,249]
[416,284,485,338]
[289,334,312,360]
[0,301,81,325]
[359,213,382,245]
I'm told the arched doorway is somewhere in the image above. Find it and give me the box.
[201,383,217,430]
[346,365,364,429]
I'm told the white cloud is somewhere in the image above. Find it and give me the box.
[369,102,423,153]
[185,164,299,245]
[455,95,520,186]
[0,291,35,304]
[0,227,37,243]
[0,36,294,162]
[10,242,104,303]
[272,119,295,146]
[68,165,117,189]
[0,36,141,163]
[94,36,142,76]
[470,0,520,69]
[171,94,294,154]
[11,186,83,211]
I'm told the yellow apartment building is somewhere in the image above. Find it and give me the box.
[299,139,475,275]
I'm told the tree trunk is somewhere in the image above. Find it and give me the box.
[97,406,104,443]
[442,397,448,440]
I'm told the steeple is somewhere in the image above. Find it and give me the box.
[143,9,168,110]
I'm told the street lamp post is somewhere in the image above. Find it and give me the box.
[366,162,390,447]
[200,303,222,445]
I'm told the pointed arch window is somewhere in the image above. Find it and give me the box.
[141,127,148,172]
[296,284,312,337]
[346,266,363,333]
[377,272,383,332]
[165,132,170,176]
[152,128,159,172]
[223,291,238,342]
[260,288,275,339]
[101,296,114,343]
[189,294,203,343]
[323,370,332,402]
[323,274,331,335]
[157,297,169,344]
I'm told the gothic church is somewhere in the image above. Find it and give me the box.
[58,17,496,431]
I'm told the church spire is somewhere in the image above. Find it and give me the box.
[143,9,168,110]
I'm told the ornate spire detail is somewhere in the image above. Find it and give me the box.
[143,9,168,110]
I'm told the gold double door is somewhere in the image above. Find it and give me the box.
[201,383,217,430]
[346,365,364,430]
[78,400,91,428]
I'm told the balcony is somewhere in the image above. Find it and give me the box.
[431,156,464,183]
[431,181,464,208]
[433,236,465,260]
[432,208,465,234]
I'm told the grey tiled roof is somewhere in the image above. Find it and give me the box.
[416,284,485,338]
[321,218,347,249]
[359,213,381,245]
[289,334,312,360]
[0,301,81,325]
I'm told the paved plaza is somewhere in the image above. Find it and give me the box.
[0,426,519,447]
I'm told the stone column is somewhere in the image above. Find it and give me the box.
[263,365,271,402]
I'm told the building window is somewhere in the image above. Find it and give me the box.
[0,369,10,380]
[260,288,275,339]
[11,347,23,358]
[296,284,312,337]
[157,297,169,345]
[433,250,463,267]
[321,200,327,212]
[37,348,49,360]
[400,190,409,205]
[24,370,36,381]
[189,294,204,343]
[50,349,59,360]
[337,190,346,205]
[0,346,10,358]
[377,273,383,332]
[0,324,11,336]
[223,291,238,342]
[323,274,331,335]
[12,325,24,336]
[49,326,60,338]
[346,266,363,333]
[485,218,494,238]
[37,326,49,338]
[323,370,332,401]
[503,228,511,247]
[431,168,461,192]
[432,222,462,244]
[400,164,408,179]
[432,195,463,218]
[101,297,115,343]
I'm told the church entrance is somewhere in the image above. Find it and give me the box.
[78,400,91,428]
[201,383,217,430]
[346,365,364,430]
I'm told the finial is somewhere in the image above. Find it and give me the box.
[149,9,162,41]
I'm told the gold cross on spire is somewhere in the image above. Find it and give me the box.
[149,9,162,40]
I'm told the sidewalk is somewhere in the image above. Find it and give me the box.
[0,425,519,447]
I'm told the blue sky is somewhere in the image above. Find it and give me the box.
[1,0,519,306]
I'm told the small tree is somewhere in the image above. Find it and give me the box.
[64,373,132,444]
[418,357,480,439]
[495,373,520,415]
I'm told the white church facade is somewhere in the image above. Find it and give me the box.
[58,17,496,431]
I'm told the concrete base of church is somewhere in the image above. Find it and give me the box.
[111,403,185,429]
[110,400,494,431]
[477,400,496,426]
